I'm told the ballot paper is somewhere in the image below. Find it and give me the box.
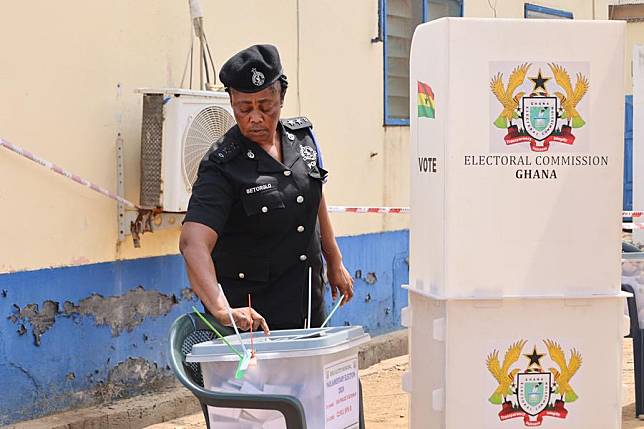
[262,415,287,429]
[240,381,286,422]
[207,380,308,427]
[208,405,241,420]
[206,414,256,428]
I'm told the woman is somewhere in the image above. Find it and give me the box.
[179,44,353,333]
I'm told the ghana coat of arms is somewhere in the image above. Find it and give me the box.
[490,63,589,152]
[486,339,582,427]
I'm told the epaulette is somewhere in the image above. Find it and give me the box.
[281,116,313,131]
[211,137,241,163]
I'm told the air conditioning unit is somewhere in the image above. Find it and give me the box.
[137,88,235,212]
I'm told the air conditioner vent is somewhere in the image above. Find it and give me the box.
[183,105,235,187]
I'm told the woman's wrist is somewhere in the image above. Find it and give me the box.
[202,292,230,325]
[323,245,343,266]
[211,307,228,322]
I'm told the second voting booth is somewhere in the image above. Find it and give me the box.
[405,18,626,428]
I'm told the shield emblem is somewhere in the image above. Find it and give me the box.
[522,97,557,141]
[517,372,552,416]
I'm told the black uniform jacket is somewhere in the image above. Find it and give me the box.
[184,117,328,329]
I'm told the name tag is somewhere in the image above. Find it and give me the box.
[245,183,272,194]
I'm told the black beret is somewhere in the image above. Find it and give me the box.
[219,44,283,93]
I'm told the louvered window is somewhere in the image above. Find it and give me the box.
[383,0,462,125]
[524,3,573,19]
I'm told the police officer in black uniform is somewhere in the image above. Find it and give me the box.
[180,44,354,333]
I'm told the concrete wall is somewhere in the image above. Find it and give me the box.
[0,0,395,276]
[0,230,409,425]
[609,2,644,93]
[464,0,609,19]
[0,1,296,272]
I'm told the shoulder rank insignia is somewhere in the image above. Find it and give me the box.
[281,116,312,131]
[211,137,240,163]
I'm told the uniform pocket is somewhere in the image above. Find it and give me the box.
[241,188,285,216]
[215,253,270,283]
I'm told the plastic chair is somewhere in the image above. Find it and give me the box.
[168,312,367,429]
[623,246,644,418]
[623,283,644,418]
[168,312,308,428]
[624,241,642,253]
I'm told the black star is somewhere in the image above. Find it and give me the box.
[524,346,545,367]
[529,69,551,92]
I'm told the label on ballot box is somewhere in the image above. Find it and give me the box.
[324,357,359,429]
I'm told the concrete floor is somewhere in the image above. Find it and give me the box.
[145,340,644,429]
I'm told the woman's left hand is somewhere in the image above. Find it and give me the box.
[327,260,354,305]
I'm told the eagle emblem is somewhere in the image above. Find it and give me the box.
[490,62,589,152]
[486,339,582,427]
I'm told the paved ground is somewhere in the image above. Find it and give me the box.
[8,335,641,429]
[145,340,644,429]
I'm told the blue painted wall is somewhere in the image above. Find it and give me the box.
[625,95,633,212]
[0,229,409,425]
[329,230,409,334]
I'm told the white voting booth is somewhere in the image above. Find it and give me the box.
[405,18,626,428]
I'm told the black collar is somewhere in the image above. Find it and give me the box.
[236,123,300,173]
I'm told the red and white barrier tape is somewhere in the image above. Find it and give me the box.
[327,206,643,218]
[0,138,139,209]
[326,206,410,214]
[1,138,643,226]
[329,206,644,230]
[624,223,644,230]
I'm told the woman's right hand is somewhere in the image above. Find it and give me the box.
[214,307,270,336]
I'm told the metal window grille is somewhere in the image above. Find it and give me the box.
[524,3,574,19]
[139,94,164,209]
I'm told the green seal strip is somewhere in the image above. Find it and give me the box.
[192,306,243,359]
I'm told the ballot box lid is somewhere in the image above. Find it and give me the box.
[186,326,370,362]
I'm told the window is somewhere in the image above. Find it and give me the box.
[524,3,573,19]
[383,0,462,125]
[609,4,644,22]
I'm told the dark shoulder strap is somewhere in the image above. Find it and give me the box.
[211,134,242,164]
[280,116,313,131]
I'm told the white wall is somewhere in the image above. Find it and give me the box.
[0,0,606,273]
[464,0,608,19]
[0,1,299,272]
